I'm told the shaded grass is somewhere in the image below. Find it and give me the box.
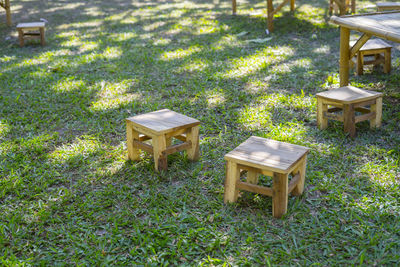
[1,0,400,265]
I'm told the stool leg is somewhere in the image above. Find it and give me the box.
[18,29,24,47]
[343,104,356,137]
[126,124,141,161]
[370,97,382,128]
[291,156,307,196]
[356,52,363,75]
[247,170,259,184]
[317,99,328,130]
[186,125,200,161]
[153,135,167,171]
[272,172,288,218]
[224,161,240,203]
[40,27,45,46]
[384,49,391,74]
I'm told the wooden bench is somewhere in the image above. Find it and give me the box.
[224,136,309,218]
[350,39,391,75]
[16,22,46,47]
[317,86,383,137]
[376,2,400,11]
[126,109,200,171]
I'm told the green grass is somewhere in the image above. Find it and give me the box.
[1,0,400,265]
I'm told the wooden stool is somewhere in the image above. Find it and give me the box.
[317,86,383,137]
[350,39,391,75]
[376,2,400,11]
[224,136,309,218]
[126,109,200,171]
[16,22,45,47]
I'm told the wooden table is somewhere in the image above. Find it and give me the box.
[330,12,400,86]
[0,0,11,26]
[232,0,295,32]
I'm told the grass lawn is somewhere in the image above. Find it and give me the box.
[1,0,400,265]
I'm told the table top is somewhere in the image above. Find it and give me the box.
[126,109,200,135]
[330,12,400,43]
[225,136,309,173]
[316,86,382,103]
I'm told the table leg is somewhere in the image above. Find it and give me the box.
[5,0,11,26]
[339,27,350,86]
[267,0,274,33]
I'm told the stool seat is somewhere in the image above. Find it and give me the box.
[376,2,400,11]
[350,39,392,75]
[126,109,200,171]
[316,86,383,137]
[16,22,46,47]
[224,136,309,218]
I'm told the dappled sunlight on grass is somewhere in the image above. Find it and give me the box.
[90,79,141,111]
[362,162,400,189]
[178,58,209,73]
[49,135,102,163]
[161,46,202,61]
[1,0,400,264]
[205,88,227,108]
[51,78,86,93]
[222,46,294,78]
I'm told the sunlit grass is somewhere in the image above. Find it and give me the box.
[1,0,400,265]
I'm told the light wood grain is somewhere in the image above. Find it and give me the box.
[126,109,200,171]
[272,172,288,218]
[224,136,309,173]
[126,109,200,135]
[224,161,240,203]
[316,86,382,104]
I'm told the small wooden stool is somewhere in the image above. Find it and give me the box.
[376,2,400,11]
[316,86,383,137]
[350,39,392,75]
[224,136,309,218]
[126,109,200,171]
[16,22,45,47]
